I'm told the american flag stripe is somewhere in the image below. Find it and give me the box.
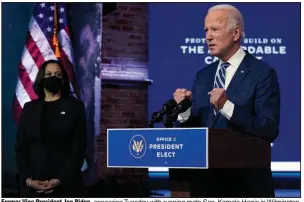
[13,2,79,123]
[59,28,74,64]
[63,26,71,39]
[21,48,39,83]
[58,26,78,96]
[60,50,74,81]
[25,33,46,67]
[12,96,23,122]
[59,49,78,97]
[29,18,57,61]
[16,79,32,106]
[18,64,38,100]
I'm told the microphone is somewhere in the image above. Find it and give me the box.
[170,97,192,118]
[149,99,177,125]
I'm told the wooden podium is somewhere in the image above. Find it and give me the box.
[169,128,271,197]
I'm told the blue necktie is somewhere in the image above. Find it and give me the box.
[214,62,230,89]
[213,62,230,115]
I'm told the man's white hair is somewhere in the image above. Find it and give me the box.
[208,4,245,41]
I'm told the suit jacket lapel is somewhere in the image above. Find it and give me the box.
[226,52,253,95]
[210,52,253,127]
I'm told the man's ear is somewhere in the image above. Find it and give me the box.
[233,26,241,42]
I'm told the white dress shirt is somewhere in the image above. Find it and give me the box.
[178,47,246,123]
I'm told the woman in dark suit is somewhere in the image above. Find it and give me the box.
[15,59,87,197]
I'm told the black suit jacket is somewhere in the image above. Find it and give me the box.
[15,96,87,195]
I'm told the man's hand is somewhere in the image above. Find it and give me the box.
[173,88,192,104]
[208,88,228,110]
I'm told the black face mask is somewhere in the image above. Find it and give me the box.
[43,76,63,94]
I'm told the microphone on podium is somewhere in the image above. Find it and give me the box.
[170,97,192,118]
[149,99,177,126]
[162,97,192,126]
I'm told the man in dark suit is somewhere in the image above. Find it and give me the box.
[171,4,280,197]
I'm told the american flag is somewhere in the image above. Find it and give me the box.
[12,2,78,123]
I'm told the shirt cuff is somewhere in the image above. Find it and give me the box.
[177,107,191,123]
[219,100,234,120]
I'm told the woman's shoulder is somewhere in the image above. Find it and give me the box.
[23,97,84,110]
[23,98,41,108]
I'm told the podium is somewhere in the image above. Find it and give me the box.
[169,128,271,197]
[107,128,271,197]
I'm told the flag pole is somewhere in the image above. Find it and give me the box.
[53,3,60,58]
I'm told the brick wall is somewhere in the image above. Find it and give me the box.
[101,3,148,80]
[95,3,150,181]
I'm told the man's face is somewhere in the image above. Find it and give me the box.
[204,10,236,59]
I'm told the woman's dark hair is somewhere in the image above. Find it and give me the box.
[33,59,72,99]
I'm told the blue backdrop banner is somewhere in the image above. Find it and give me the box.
[107,128,208,168]
[148,2,300,163]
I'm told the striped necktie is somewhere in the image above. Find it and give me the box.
[214,62,230,89]
[213,62,230,115]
